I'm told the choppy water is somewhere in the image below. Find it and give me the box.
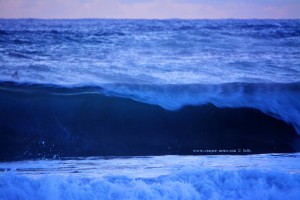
[1,19,300,85]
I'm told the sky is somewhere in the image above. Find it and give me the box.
[0,0,300,19]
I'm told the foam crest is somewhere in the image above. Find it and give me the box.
[102,83,300,133]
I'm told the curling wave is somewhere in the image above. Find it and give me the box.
[0,82,299,160]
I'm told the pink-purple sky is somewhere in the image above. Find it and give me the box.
[0,0,300,19]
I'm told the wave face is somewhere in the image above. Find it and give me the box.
[0,82,299,160]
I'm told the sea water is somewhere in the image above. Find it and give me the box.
[0,19,300,199]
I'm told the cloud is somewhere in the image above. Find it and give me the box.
[0,0,299,19]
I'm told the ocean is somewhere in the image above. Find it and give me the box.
[0,19,300,199]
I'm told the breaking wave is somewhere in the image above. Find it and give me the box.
[0,82,299,160]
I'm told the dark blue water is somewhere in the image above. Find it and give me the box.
[0,82,299,160]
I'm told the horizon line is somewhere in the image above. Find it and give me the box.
[1,17,300,20]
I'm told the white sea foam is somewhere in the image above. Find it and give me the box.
[1,169,300,200]
[1,154,300,200]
